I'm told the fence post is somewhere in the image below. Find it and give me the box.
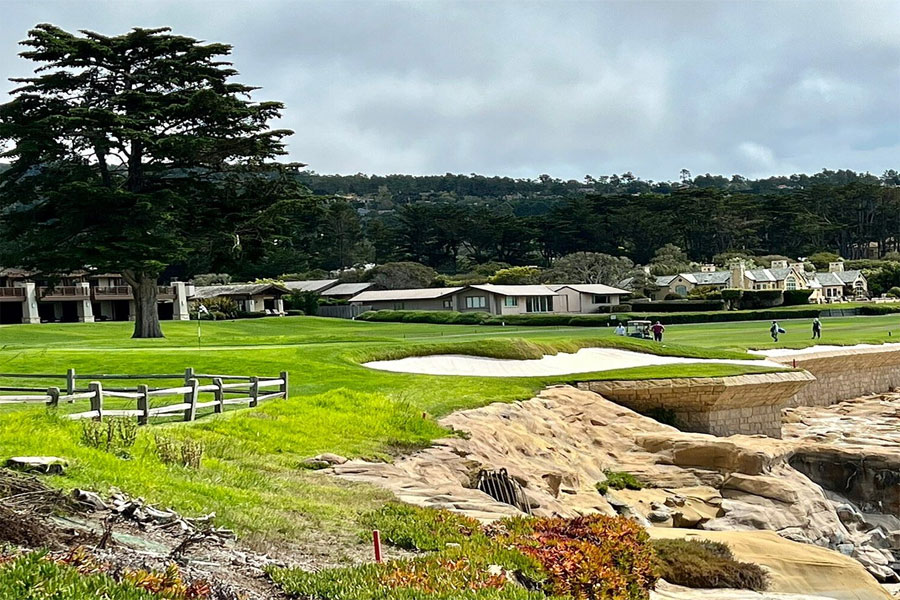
[249,376,259,407]
[279,371,289,399]
[89,381,103,421]
[47,387,59,408]
[137,384,150,425]
[184,378,199,422]
[66,368,76,398]
[182,367,194,405]
[213,377,224,414]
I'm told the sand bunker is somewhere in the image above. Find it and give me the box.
[363,347,784,377]
[751,342,900,358]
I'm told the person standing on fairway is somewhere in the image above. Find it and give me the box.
[770,320,784,342]
[812,318,822,340]
[651,321,666,342]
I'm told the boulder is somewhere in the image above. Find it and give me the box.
[6,456,67,474]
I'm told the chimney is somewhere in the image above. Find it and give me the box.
[700,264,716,273]
[770,260,788,269]
[829,261,844,273]
[729,261,746,289]
[789,262,805,272]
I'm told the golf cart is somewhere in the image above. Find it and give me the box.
[626,320,652,339]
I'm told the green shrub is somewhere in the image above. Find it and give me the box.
[154,434,203,469]
[631,299,725,312]
[0,550,210,599]
[782,289,813,306]
[80,417,138,458]
[595,470,645,495]
[887,287,900,298]
[721,289,743,302]
[859,304,900,315]
[285,309,304,316]
[270,511,657,600]
[284,290,320,315]
[359,503,482,551]
[663,292,684,300]
[190,297,238,319]
[652,538,768,590]
[739,290,783,309]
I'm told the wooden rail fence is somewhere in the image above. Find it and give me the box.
[0,367,289,424]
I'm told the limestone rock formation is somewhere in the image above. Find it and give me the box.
[332,385,900,587]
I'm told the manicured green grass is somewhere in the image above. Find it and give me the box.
[0,313,896,550]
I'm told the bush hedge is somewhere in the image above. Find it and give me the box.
[631,300,725,312]
[652,538,767,591]
[357,307,830,327]
[858,304,900,315]
[739,290,783,309]
[782,289,814,306]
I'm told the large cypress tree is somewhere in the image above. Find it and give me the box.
[0,25,293,337]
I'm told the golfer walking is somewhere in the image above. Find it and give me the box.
[770,320,785,342]
[811,318,822,340]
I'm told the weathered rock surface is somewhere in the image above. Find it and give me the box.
[650,529,892,600]
[332,385,900,585]
[6,456,67,474]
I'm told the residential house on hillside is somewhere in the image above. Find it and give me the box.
[549,284,631,313]
[630,259,867,302]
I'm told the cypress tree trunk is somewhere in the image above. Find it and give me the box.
[124,270,164,338]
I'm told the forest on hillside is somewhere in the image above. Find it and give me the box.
[259,168,900,275]
[3,163,900,282]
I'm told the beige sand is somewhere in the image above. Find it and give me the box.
[364,346,784,377]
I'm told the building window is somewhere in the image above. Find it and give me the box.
[675,285,687,296]
[465,296,486,309]
[443,299,453,309]
[592,295,610,304]
[785,277,796,291]
[503,296,518,307]
[393,302,405,310]
[526,296,553,313]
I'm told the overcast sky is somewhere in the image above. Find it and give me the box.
[1,0,898,181]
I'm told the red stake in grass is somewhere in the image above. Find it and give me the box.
[373,530,383,563]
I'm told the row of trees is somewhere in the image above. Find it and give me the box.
[284,179,900,273]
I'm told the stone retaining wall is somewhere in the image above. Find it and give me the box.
[577,371,815,438]
[769,346,900,407]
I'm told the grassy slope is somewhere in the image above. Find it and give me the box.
[0,313,896,549]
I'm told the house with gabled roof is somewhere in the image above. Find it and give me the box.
[549,283,631,313]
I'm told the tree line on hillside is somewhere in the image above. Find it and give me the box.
[240,173,899,278]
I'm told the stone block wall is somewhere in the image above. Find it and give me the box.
[577,371,815,438]
[770,346,900,407]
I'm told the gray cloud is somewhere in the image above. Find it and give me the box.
[1,0,898,180]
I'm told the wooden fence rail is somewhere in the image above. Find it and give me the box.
[0,368,288,425]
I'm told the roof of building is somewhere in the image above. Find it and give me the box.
[834,270,864,284]
[550,283,631,295]
[283,279,339,293]
[654,275,677,286]
[320,282,373,297]
[468,284,559,297]
[352,287,463,303]
[191,283,289,299]
[811,272,845,287]
[690,271,732,286]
